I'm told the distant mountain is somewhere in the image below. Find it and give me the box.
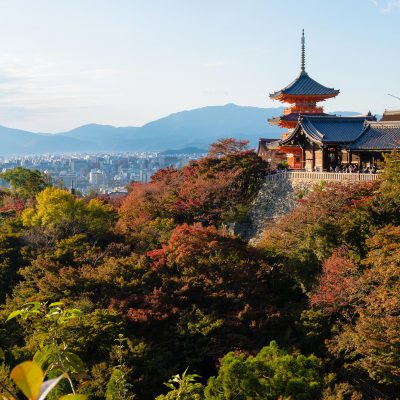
[0,125,96,155]
[159,147,207,155]
[0,104,362,155]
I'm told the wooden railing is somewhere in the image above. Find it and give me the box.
[266,171,380,182]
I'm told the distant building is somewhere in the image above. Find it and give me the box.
[59,172,77,188]
[71,159,88,174]
[89,169,105,186]
[380,109,400,122]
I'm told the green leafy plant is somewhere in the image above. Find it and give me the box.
[7,302,84,396]
[105,335,135,400]
[0,359,86,400]
[156,368,203,400]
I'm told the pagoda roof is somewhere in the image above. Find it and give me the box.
[348,121,400,150]
[268,112,332,124]
[270,71,340,100]
[281,115,376,145]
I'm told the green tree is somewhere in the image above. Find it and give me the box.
[204,341,323,400]
[372,149,400,224]
[0,167,51,199]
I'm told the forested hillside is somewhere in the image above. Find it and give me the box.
[0,140,399,399]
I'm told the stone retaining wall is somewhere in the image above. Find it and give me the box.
[230,172,378,241]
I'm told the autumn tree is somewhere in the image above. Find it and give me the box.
[310,248,360,315]
[371,149,400,224]
[207,138,250,158]
[22,187,117,241]
[328,225,400,388]
[257,181,377,290]
[117,139,268,242]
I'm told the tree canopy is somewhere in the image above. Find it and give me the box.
[0,146,400,399]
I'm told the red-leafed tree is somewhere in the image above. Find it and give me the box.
[328,225,400,386]
[117,139,268,247]
[310,248,359,315]
[108,222,298,397]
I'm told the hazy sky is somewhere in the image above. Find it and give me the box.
[0,0,399,132]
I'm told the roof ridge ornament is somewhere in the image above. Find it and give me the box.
[301,29,306,73]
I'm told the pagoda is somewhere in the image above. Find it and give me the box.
[268,30,340,136]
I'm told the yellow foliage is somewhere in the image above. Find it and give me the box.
[21,187,116,238]
[10,361,43,399]
[21,187,82,228]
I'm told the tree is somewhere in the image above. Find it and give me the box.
[310,248,360,315]
[257,182,376,291]
[207,138,250,158]
[21,187,116,240]
[204,341,323,400]
[329,225,400,387]
[0,167,51,199]
[371,149,400,224]
[117,139,268,235]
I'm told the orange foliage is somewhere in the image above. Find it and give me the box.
[310,248,359,314]
[147,223,222,268]
[117,142,268,240]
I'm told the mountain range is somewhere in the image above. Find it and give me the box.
[0,104,360,155]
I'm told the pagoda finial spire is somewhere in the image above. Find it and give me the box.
[301,29,306,72]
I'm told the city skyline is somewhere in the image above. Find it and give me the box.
[0,0,398,132]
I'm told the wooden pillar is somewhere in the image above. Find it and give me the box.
[312,143,316,171]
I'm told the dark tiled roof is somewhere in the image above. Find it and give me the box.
[349,122,400,150]
[268,112,332,124]
[281,115,376,145]
[270,71,340,99]
[258,139,282,150]
[302,116,373,143]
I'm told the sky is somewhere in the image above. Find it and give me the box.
[0,0,398,132]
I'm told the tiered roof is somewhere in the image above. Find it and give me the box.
[281,115,376,145]
[268,112,330,124]
[269,30,339,102]
[270,71,340,100]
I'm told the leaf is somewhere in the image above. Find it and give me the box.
[48,302,64,307]
[6,310,23,321]
[37,374,64,400]
[24,302,42,311]
[10,361,44,400]
[33,346,55,368]
[59,395,87,400]
[0,347,5,360]
[63,352,85,374]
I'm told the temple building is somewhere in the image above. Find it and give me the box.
[258,32,400,171]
